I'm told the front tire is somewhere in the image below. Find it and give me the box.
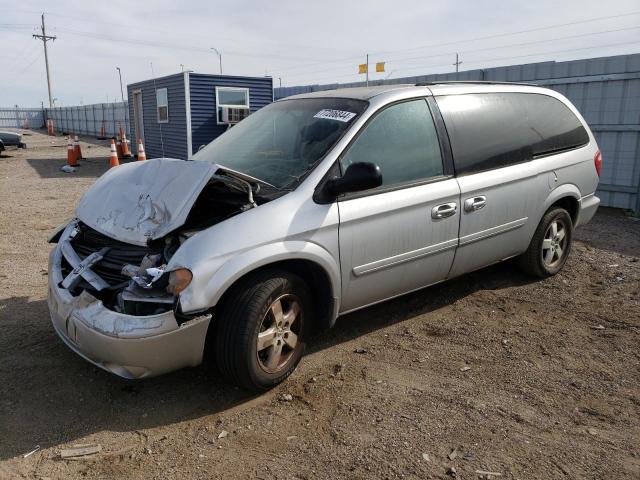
[518,207,573,277]
[215,269,311,391]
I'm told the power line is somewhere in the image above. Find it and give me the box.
[282,26,640,80]
[370,11,640,56]
[3,42,40,72]
[277,11,640,76]
[380,40,640,79]
[463,40,640,67]
[9,47,42,74]
[52,26,330,63]
[21,9,361,56]
[390,26,640,66]
[18,51,43,74]
[288,40,640,87]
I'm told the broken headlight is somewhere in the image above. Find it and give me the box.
[167,268,192,295]
[48,219,73,244]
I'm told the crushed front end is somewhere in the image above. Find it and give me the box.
[48,220,211,379]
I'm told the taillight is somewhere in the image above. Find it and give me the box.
[594,150,602,177]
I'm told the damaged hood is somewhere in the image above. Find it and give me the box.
[76,159,217,246]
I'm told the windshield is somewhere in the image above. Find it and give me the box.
[192,97,368,189]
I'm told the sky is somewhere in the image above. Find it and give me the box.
[1,0,639,107]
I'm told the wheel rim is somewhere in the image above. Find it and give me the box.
[256,294,302,374]
[541,217,568,268]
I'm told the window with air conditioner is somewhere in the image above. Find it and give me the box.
[216,87,250,124]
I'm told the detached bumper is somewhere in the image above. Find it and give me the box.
[48,238,211,379]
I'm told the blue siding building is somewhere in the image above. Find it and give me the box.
[127,73,273,160]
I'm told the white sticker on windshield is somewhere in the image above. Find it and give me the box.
[313,109,357,122]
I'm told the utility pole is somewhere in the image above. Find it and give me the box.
[365,53,369,87]
[180,64,184,72]
[116,67,124,102]
[453,53,462,75]
[278,77,282,88]
[211,47,222,74]
[33,13,56,108]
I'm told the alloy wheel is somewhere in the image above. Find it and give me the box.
[256,294,302,374]
[541,218,568,268]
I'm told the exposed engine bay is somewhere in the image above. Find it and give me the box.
[56,171,283,317]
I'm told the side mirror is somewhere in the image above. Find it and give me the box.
[326,162,382,197]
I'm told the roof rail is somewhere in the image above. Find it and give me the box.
[415,80,538,87]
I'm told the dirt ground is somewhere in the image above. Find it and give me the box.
[1,129,639,480]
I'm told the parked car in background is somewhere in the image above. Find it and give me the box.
[0,130,27,152]
[48,82,601,391]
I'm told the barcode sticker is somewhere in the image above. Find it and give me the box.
[313,109,357,122]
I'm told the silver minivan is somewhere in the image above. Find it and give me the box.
[48,82,601,390]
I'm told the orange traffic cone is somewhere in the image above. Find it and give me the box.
[109,139,120,168]
[121,131,132,159]
[73,135,83,161]
[97,121,106,140]
[137,139,147,161]
[67,137,78,166]
[118,122,125,141]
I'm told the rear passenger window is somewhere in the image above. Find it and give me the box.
[340,99,443,187]
[436,93,589,175]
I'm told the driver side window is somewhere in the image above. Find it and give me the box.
[340,99,443,187]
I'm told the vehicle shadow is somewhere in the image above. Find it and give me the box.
[26,156,127,179]
[0,261,534,460]
[0,294,248,461]
[310,260,535,353]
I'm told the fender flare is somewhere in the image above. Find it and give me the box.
[542,183,581,216]
[180,241,341,320]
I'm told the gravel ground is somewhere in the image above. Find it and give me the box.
[1,129,639,480]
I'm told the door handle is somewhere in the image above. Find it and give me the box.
[431,202,457,219]
[464,196,487,212]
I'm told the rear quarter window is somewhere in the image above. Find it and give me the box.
[436,92,589,175]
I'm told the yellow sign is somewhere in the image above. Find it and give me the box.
[376,62,385,72]
[358,63,368,74]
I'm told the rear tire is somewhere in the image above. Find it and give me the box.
[517,207,573,278]
[215,269,311,391]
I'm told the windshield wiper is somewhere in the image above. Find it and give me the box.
[214,164,277,189]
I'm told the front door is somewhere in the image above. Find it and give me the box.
[337,98,460,313]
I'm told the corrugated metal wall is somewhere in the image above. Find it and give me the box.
[45,102,130,138]
[127,73,188,160]
[0,107,45,129]
[275,54,640,213]
[189,74,273,153]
